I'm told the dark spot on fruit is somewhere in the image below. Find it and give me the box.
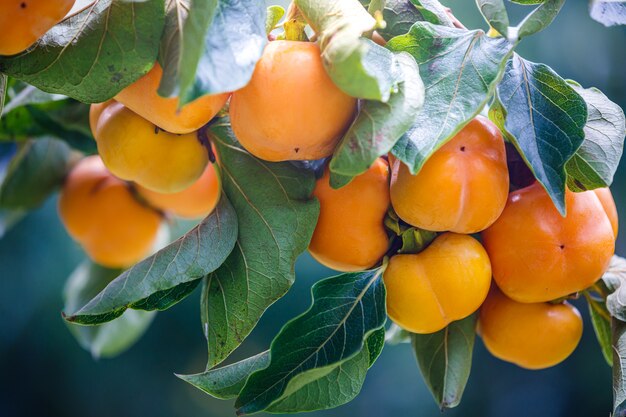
[559,244,565,250]
[154,126,161,134]
[20,2,27,9]
[294,147,300,153]
[460,146,466,152]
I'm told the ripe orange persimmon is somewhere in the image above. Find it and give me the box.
[0,0,76,56]
[390,116,509,234]
[479,286,583,369]
[229,40,357,161]
[115,63,230,134]
[95,101,208,193]
[58,156,162,268]
[482,182,615,303]
[308,159,390,271]
[384,233,491,334]
[137,163,221,219]
[595,187,619,237]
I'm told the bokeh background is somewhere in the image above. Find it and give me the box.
[1,1,625,416]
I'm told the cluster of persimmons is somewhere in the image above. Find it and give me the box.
[5,0,618,372]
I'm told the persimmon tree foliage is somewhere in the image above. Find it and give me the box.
[1,0,626,415]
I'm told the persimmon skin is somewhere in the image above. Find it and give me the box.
[594,187,619,238]
[309,159,390,272]
[115,63,230,134]
[137,163,221,219]
[478,286,583,370]
[58,156,161,268]
[482,182,615,303]
[89,100,115,137]
[384,233,492,334]
[229,40,357,162]
[95,102,208,193]
[390,116,509,234]
[0,0,76,56]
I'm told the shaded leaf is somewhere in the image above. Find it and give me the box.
[0,0,165,103]
[476,0,510,37]
[64,195,238,325]
[586,294,613,366]
[0,74,6,118]
[613,317,626,416]
[603,255,626,322]
[204,121,319,367]
[235,269,386,414]
[411,314,477,409]
[387,22,513,174]
[377,0,450,40]
[514,0,565,40]
[589,0,626,27]
[492,54,587,214]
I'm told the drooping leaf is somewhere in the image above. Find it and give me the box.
[0,139,72,210]
[203,121,319,367]
[586,293,613,366]
[613,317,626,416]
[377,0,450,40]
[295,0,397,101]
[476,0,510,38]
[589,0,626,27]
[266,5,286,34]
[565,81,625,191]
[492,54,587,214]
[0,0,165,103]
[64,262,156,359]
[411,314,477,409]
[157,0,192,98]
[235,269,386,414]
[366,327,386,367]
[64,195,238,325]
[329,52,423,187]
[513,0,565,40]
[387,22,513,174]
[602,255,626,322]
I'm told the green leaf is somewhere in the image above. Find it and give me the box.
[0,0,165,103]
[411,314,477,409]
[613,317,626,416]
[513,0,565,40]
[398,227,437,254]
[266,5,286,34]
[366,327,386,367]
[509,0,545,4]
[493,54,587,215]
[589,0,626,27]
[203,121,319,368]
[387,22,513,174]
[0,138,71,210]
[64,195,238,325]
[476,0,510,37]
[159,0,267,105]
[565,82,625,192]
[377,0,450,40]
[0,74,7,118]
[64,262,156,358]
[329,52,423,186]
[602,255,626,322]
[235,269,387,414]
[586,293,613,366]
[157,0,193,99]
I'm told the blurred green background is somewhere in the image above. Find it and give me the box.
[1,1,625,416]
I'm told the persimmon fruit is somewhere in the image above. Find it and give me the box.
[58,156,161,268]
[229,40,357,162]
[390,116,509,234]
[308,159,390,272]
[479,286,583,370]
[383,233,492,334]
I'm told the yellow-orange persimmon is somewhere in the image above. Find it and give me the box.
[137,163,221,219]
[229,41,357,161]
[58,156,161,268]
[384,233,491,334]
[89,100,115,137]
[482,182,615,303]
[479,286,583,370]
[595,187,619,237]
[95,101,208,193]
[309,159,390,271]
[390,116,508,234]
[0,0,75,56]
[115,63,230,134]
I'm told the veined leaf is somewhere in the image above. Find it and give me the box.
[377,0,451,40]
[476,0,510,37]
[586,293,613,366]
[492,54,587,214]
[64,194,238,325]
[411,314,477,409]
[387,22,513,174]
[613,317,626,416]
[565,81,625,191]
[204,121,319,367]
[589,0,626,27]
[602,255,626,322]
[0,0,165,103]
[235,269,386,414]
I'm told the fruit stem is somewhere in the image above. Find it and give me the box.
[283,2,309,41]
[197,125,217,163]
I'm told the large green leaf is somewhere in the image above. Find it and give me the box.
[0,138,71,210]
[589,0,626,27]
[492,54,587,215]
[476,0,510,37]
[613,317,626,417]
[387,22,513,174]
[64,262,156,358]
[586,293,613,366]
[513,0,565,40]
[565,82,625,191]
[64,194,238,325]
[329,52,423,187]
[235,269,386,414]
[411,314,477,409]
[0,0,165,103]
[377,0,450,40]
[158,0,266,105]
[203,121,319,367]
